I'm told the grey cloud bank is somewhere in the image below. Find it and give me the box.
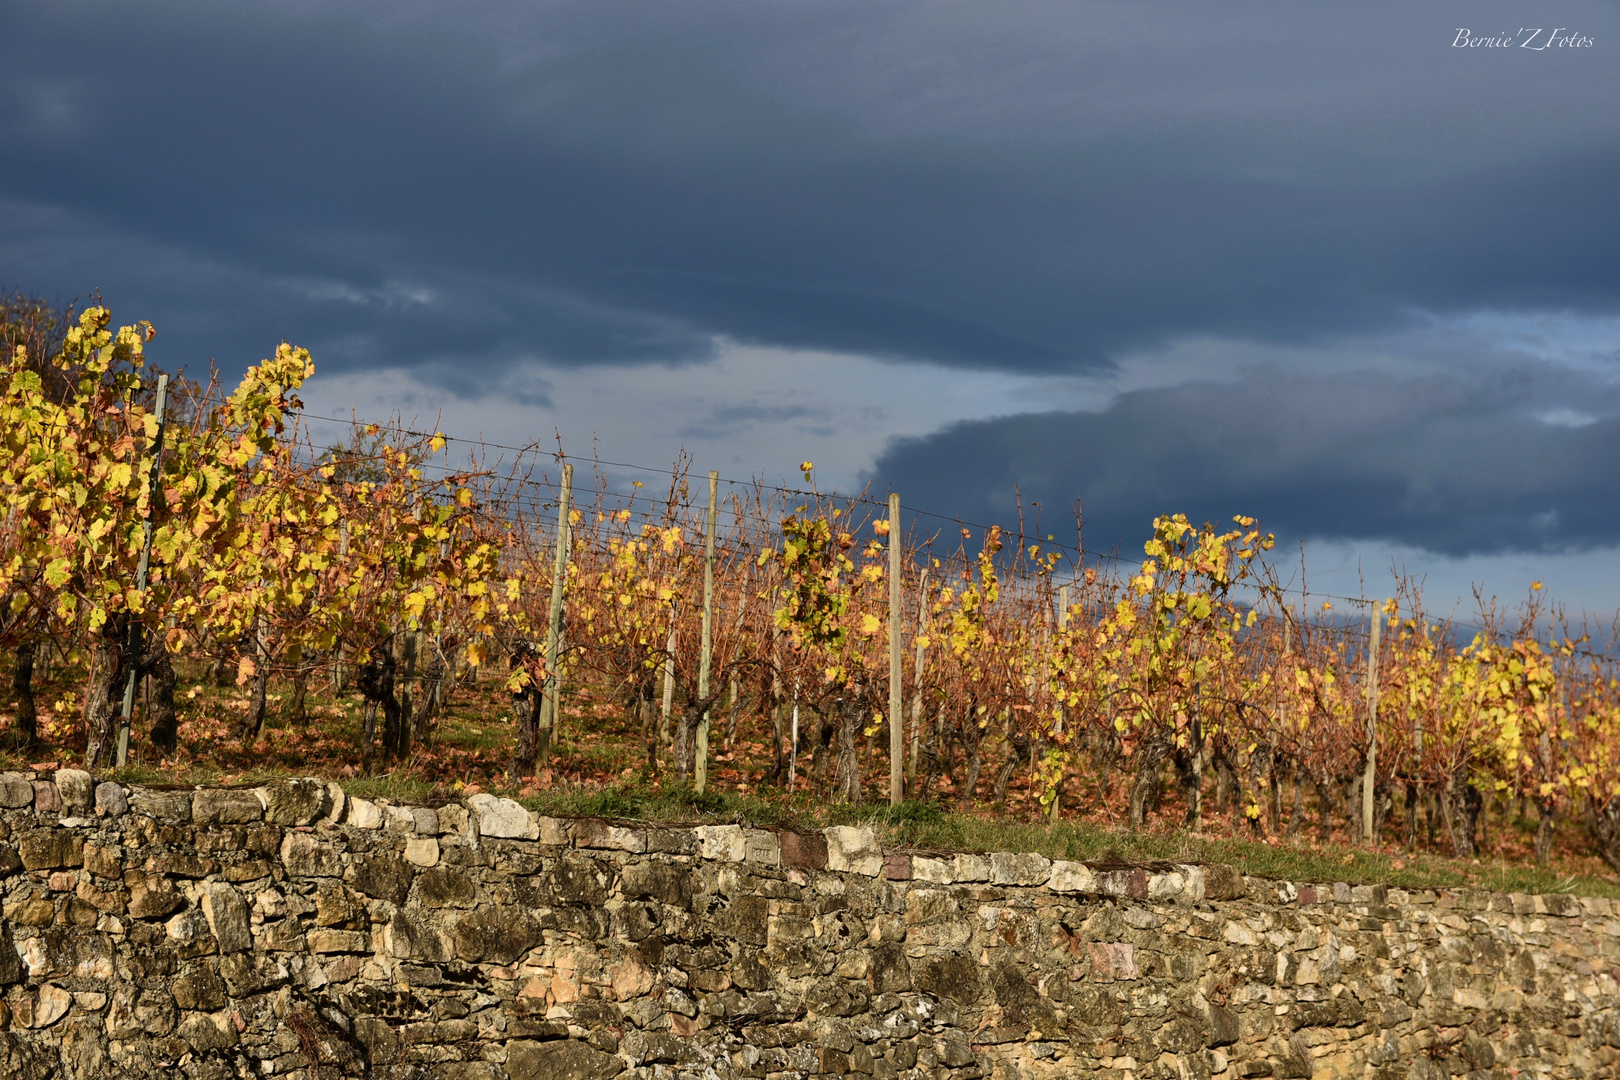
[869,362,1620,559]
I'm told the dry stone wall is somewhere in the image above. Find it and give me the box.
[0,768,1615,1079]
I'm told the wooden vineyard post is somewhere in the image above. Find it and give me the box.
[694,470,718,795]
[1362,599,1385,844]
[117,373,169,768]
[537,462,573,771]
[906,567,930,796]
[889,492,904,807]
[659,607,677,750]
[770,621,785,782]
[1409,628,1422,854]
[726,679,739,748]
[1275,616,1290,834]
[1050,583,1070,821]
[789,677,800,791]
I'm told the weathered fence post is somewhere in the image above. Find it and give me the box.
[889,491,904,806]
[695,470,718,794]
[537,462,572,770]
[789,677,800,791]
[1362,599,1385,843]
[1049,582,1070,820]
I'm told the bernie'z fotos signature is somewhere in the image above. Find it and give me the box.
[1453,28,1595,49]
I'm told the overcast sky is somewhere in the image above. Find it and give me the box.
[4,1,1618,625]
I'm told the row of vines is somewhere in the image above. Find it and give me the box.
[4,307,1620,871]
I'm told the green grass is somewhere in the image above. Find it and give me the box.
[510,780,1620,900]
[521,781,798,827]
[340,775,443,804]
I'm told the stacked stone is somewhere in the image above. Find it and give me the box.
[0,768,1615,1079]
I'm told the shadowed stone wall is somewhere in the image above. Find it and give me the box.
[0,768,1615,1079]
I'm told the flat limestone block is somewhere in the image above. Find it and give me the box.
[1048,860,1097,894]
[744,829,781,866]
[280,833,343,877]
[507,1038,624,1080]
[1147,867,1196,902]
[380,804,416,833]
[695,824,746,861]
[990,851,1051,886]
[537,816,573,846]
[192,788,263,825]
[466,793,539,840]
[575,818,648,853]
[824,826,883,876]
[257,778,326,826]
[953,853,991,882]
[346,797,384,829]
[0,774,33,809]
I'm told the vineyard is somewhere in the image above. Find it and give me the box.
[4,304,1620,880]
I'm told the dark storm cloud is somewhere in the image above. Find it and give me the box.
[0,198,717,383]
[869,365,1620,558]
[2,0,1618,383]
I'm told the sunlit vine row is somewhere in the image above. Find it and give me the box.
[4,308,1620,872]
